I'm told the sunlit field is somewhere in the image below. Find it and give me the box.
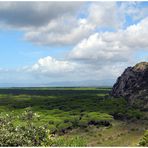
[0,87,147,146]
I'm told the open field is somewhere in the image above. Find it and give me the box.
[0,87,147,146]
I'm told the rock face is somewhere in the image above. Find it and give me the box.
[111,62,148,110]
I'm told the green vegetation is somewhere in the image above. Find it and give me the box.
[139,130,148,146]
[0,87,147,146]
[0,112,86,146]
[0,115,51,146]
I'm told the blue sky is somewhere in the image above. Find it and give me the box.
[0,1,147,87]
[0,30,71,68]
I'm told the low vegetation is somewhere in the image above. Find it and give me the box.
[0,87,147,146]
[0,111,86,146]
[139,130,148,146]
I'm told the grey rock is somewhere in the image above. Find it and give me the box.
[111,62,148,109]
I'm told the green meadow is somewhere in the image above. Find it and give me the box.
[0,87,147,146]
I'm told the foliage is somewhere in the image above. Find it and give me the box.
[0,87,146,146]
[78,118,89,128]
[0,114,52,146]
[56,122,73,133]
[0,111,87,146]
[139,130,148,146]
[20,107,40,121]
[78,112,113,127]
[52,136,86,146]
[126,109,143,119]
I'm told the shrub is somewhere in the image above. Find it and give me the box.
[70,116,80,127]
[57,122,73,133]
[0,114,52,146]
[20,107,40,121]
[139,130,148,146]
[78,118,89,128]
[88,112,113,121]
[53,136,86,146]
[52,118,63,126]
[48,124,57,134]
[126,109,143,119]
[78,112,113,127]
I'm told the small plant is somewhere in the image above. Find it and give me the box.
[78,118,89,128]
[57,122,73,133]
[139,130,148,146]
[53,136,86,146]
[126,109,143,119]
[20,107,40,121]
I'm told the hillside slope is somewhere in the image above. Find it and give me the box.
[111,62,148,110]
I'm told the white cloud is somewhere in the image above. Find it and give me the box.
[22,55,127,84]
[1,2,147,47]
[0,2,83,28]
[119,2,148,22]
[24,2,147,46]
[0,2,147,86]
[87,2,123,29]
[24,2,123,46]
[122,17,148,48]
[68,32,130,64]
[24,17,95,46]
[69,17,148,64]
[26,56,76,77]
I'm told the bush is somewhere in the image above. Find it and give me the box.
[70,116,80,127]
[57,122,73,133]
[0,114,52,146]
[78,112,113,127]
[20,107,40,121]
[88,112,113,121]
[53,136,86,146]
[126,109,143,119]
[0,113,86,146]
[78,118,89,128]
[48,124,57,134]
[139,130,148,146]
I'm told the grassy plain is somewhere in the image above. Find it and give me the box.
[0,87,147,146]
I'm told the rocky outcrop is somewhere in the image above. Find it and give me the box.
[111,62,148,110]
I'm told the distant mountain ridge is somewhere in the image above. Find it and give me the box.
[0,79,114,87]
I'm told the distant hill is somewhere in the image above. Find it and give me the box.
[0,79,114,88]
[111,62,148,110]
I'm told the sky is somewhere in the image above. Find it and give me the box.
[0,1,148,87]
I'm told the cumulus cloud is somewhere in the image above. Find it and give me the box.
[24,2,148,46]
[24,18,95,46]
[25,56,77,77]
[24,2,123,46]
[87,2,123,29]
[0,1,83,28]
[0,2,147,86]
[21,55,127,84]
[69,17,148,64]
[1,2,147,47]
[68,33,130,63]
[122,17,148,48]
[119,2,148,22]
